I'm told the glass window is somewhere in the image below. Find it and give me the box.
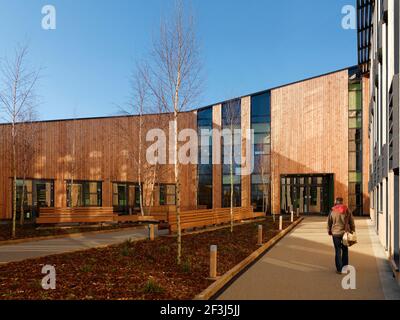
[251,92,271,214]
[349,115,362,129]
[221,100,242,209]
[197,107,213,209]
[254,154,271,174]
[222,100,241,128]
[159,184,176,205]
[254,133,270,145]
[252,174,271,185]
[67,181,102,207]
[252,184,270,212]
[252,123,270,134]
[16,179,54,219]
[251,92,270,119]
[348,80,363,215]
[222,185,241,208]
[255,143,271,155]
[222,175,241,185]
[349,172,362,183]
[112,183,138,214]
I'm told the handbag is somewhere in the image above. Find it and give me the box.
[343,210,357,247]
[343,231,357,247]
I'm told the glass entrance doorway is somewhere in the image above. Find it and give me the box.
[280,174,334,215]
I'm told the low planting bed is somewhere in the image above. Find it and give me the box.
[0,216,298,300]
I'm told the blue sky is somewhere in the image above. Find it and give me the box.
[0,0,357,121]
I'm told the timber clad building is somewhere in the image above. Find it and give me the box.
[0,0,399,273]
[0,67,370,220]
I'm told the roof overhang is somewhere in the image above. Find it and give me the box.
[357,0,375,75]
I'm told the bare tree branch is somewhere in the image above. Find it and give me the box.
[142,0,203,265]
[0,43,41,237]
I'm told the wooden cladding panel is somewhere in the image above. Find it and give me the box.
[0,112,197,219]
[271,70,350,214]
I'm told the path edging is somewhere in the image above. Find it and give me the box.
[194,217,304,300]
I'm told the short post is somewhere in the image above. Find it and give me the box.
[210,245,218,280]
[291,211,294,223]
[296,208,300,218]
[279,216,283,231]
[149,224,155,241]
[258,225,263,246]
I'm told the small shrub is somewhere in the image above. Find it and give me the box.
[123,238,133,246]
[142,277,164,294]
[181,258,192,273]
[121,245,130,257]
[145,253,156,262]
[120,239,133,257]
[159,245,170,254]
[80,264,93,273]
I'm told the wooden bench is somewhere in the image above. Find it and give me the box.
[114,215,165,223]
[168,207,265,233]
[36,207,115,224]
[142,206,174,222]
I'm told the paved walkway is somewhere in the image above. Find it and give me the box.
[0,227,157,264]
[219,217,400,300]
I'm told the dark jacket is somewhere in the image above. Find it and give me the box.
[327,204,356,237]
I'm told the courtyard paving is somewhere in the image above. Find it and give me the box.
[0,227,160,264]
[218,217,400,300]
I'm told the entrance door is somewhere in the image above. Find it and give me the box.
[301,186,310,213]
[281,174,333,215]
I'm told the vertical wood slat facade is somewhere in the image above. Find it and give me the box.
[0,113,197,219]
[270,70,352,214]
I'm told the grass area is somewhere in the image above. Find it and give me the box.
[0,216,296,300]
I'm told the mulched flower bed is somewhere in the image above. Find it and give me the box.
[0,223,141,242]
[0,216,296,300]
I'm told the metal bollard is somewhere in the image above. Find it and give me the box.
[279,216,283,231]
[291,211,294,223]
[210,245,218,279]
[297,208,300,218]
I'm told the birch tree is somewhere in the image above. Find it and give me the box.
[0,45,40,238]
[67,112,79,208]
[223,99,241,233]
[118,65,166,216]
[17,109,39,225]
[144,1,203,264]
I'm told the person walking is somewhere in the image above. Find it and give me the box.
[327,197,356,274]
